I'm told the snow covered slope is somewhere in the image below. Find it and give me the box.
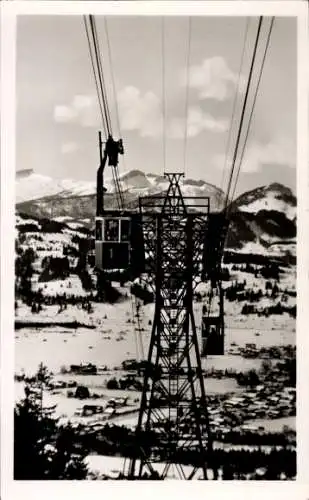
[223,183,297,257]
[233,183,296,221]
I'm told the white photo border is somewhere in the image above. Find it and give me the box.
[1,2,308,500]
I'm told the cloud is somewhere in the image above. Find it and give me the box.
[118,86,227,139]
[183,56,245,101]
[117,86,163,138]
[54,105,77,123]
[54,86,230,140]
[169,106,228,138]
[213,137,296,174]
[239,137,296,173]
[61,142,79,154]
[54,95,99,127]
[54,88,163,136]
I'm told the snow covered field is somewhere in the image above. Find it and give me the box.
[15,298,295,376]
[85,454,217,480]
[15,293,295,433]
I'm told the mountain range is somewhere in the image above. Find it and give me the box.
[16,168,296,258]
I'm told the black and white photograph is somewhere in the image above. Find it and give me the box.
[1,0,309,491]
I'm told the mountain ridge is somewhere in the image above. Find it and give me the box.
[16,168,226,203]
[15,169,296,258]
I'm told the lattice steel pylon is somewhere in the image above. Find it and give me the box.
[127,173,217,480]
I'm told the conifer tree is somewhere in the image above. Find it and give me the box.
[14,365,88,480]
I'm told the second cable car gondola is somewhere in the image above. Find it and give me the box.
[201,316,225,356]
[202,212,228,285]
[201,283,225,356]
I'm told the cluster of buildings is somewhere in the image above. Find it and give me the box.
[208,385,295,435]
[74,396,129,419]
[228,343,295,359]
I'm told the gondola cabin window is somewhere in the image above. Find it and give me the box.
[120,219,130,242]
[104,219,119,242]
[96,219,103,241]
[95,216,131,271]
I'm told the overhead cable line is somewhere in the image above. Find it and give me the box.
[224,16,264,211]
[131,297,140,361]
[229,17,275,207]
[161,17,166,174]
[111,168,121,209]
[133,297,145,361]
[115,165,125,209]
[85,15,125,209]
[91,15,112,135]
[89,15,112,137]
[217,15,274,288]
[211,16,273,318]
[220,17,250,196]
[84,16,107,137]
[104,15,128,190]
[183,17,192,178]
[104,17,122,141]
[104,17,126,205]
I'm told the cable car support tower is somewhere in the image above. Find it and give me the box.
[127,173,221,480]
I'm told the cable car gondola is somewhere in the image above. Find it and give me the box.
[201,283,225,356]
[201,316,224,356]
[202,212,228,284]
[95,215,131,271]
[94,133,145,277]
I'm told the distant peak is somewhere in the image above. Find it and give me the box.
[267,182,294,195]
[16,168,34,179]
[120,169,146,179]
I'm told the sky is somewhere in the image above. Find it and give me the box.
[16,14,296,195]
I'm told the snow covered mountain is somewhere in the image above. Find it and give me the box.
[16,169,96,203]
[227,183,296,257]
[16,168,225,204]
[16,169,296,258]
[16,168,225,219]
[232,183,296,221]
